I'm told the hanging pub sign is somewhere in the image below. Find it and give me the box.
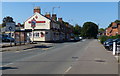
[31,18,36,28]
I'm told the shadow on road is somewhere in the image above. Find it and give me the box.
[23,45,52,50]
[0,67,18,70]
[33,45,52,48]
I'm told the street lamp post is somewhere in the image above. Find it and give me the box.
[9,27,12,47]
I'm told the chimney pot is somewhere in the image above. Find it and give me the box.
[52,14,57,21]
[45,12,51,18]
[34,6,41,14]
[58,18,63,23]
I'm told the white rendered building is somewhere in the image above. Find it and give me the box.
[24,7,60,42]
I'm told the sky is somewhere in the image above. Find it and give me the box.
[1,0,119,2]
[1,2,119,28]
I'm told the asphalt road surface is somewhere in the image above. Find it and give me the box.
[1,39,118,75]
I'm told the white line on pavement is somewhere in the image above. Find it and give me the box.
[1,63,13,67]
[65,66,72,73]
[82,39,86,41]
[15,51,20,53]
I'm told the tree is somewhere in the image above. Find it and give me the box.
[2,16,15,27]
[108,20,120,28]
[99,28,105,33]
[114,20,120,23]
[108,22,112,28]
[73,24,81,36]
[81,22,98,39]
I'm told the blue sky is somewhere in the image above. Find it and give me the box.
[2,2,118,28]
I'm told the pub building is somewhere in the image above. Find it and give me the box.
[24,7,60,42]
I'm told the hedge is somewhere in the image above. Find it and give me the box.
[98,35,120,44]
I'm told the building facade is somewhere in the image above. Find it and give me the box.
[24,7,62,42]
[24,6,73,42]
[106,22,120,36]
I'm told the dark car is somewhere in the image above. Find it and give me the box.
[2,36,15,42]
[74,36,80,41]
[113,38,120,42]
[103,39,113,47]
[104,38,120,51]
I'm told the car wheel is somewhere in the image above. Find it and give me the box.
[109,46,113,51]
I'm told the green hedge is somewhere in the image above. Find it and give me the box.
[98,35,120,44]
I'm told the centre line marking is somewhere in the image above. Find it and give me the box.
[65,66,72,73]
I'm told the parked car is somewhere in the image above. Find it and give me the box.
[69,36,75,41]
[79,36,83,40]
[113,38,120,42]
[74,36,80,41]
[103,39,113,47]
[2,35,15,42]
[104,38,120,51]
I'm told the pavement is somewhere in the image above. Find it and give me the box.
[1,42,53,52]
[1,39,119,75]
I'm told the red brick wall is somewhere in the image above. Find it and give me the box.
[106,23,120,36]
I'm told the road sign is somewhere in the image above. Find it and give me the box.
[5,22,15,32]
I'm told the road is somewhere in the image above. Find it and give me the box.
[2,39,118,75]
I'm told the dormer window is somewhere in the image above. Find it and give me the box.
[112,25,117,29]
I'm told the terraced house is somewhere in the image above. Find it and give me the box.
[24,7,73,42]
[106,22,120,36]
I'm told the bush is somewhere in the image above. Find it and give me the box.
[99,35,120,44]
[98,36,109,44]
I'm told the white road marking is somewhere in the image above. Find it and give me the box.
[15,51,20,53]
[65,45,69,47]
[65,66,72,73]
[82,39,86,41]
[1,63,13,67]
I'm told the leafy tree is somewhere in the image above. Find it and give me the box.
[2,16,15,27]
[98,35,109,44]
[99,28,105,33]
[73,24,81,36]
[81,22,98,39]
[108,20,120,28]
[114,20,120,23]
[20,24,24,28]
[108,22,112,28]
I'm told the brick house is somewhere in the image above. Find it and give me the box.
[106,22,120,36]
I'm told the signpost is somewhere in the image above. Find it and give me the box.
[31,18,36,43]
[9,26,12,46]
[5,23,15,32]
[113,42,116,55]
[5,22,15,47]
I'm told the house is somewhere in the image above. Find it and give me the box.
[24,7,61,42]
[106,22,120,36]
[57,18,74,41]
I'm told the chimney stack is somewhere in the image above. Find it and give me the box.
[58,18,63,23]
[34,7,41,14]
[112,22,117,26]
[52,14,57,21]
[45,12,51,19]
